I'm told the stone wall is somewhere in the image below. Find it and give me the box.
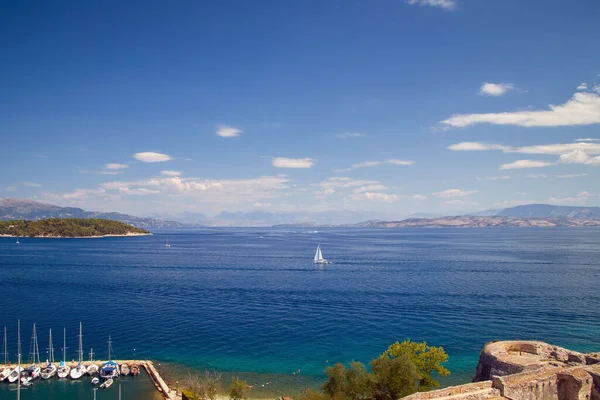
[401,341,600,400]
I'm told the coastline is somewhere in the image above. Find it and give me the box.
[0,232,152,239]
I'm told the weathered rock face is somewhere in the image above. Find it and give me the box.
[474,341,598,382]
[402,341,600,400]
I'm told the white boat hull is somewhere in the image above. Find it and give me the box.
[7,367,22,383]
[100,378,113,389]
[0,367,11,382]
[91,377,100,385]
[70,365,86,379]
[41,365,57,379]
[87,363,99,375]
[57,365,70,378]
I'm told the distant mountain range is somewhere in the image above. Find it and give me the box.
[2,198,600,228]
[0,198,184,228]
[355,216,600,228]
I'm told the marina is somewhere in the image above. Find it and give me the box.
[0,360,174,399]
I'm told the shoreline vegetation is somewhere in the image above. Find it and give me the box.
[172,339,449,400]
[0,218,151,238]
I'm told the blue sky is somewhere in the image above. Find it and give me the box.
[1,0,599,217]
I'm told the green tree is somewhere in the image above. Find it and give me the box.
[229,377,248,400]
[345,361,374,400]
[380,339,449,391]
[323,363,349,400]
[370,353,418,400]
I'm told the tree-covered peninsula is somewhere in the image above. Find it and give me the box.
[0,218,150,238]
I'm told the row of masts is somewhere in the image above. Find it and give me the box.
[2,322,114,366]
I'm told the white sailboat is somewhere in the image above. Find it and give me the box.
[0,327,10,382]
[57,328,70,378]
[69,322,86,379]
[41,329,57,379]
[25,323,41,380]
[87,348,99,375]
[8,320,22,385]
[165,237,171,247]
[313,244,329,264]
[16,237,20,244]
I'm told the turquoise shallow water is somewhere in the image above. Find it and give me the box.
[1,228,599,396]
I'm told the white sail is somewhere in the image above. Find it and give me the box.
[313,244,328,264]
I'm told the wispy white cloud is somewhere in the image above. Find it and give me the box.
[449,141,600,168]
[406,0,456,11]
[442,91,600,128]
[547,195,588,205]
[23,182,42,187]
[216,125,242,138]
[526,174,547,179]
[346,192,426,203]
[478,82,515,97]
[433,189,476,198]
[4,186,17,192]
[161,170,181,176]
[445,199,478,205]
[335,159,414,172]
[476,176,510,181]
[134,152,172,163]
[575,138,600,142]
[336,132,366,138]
[577,83,588,91]
[352,184,389,193]
[500,160,554,170]
[104,163,128,170]
[45,188,107,201]
[556,173,588,178]
[271,157,315,168]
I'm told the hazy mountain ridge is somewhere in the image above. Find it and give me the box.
[355,216,600,228]
[496,204,600,219]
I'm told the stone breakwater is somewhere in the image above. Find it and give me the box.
[402,341,600,400]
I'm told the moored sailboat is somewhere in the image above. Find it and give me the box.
[100,336,119,380]
[87,348,99,375]
[40,329,57,379]
[313,244,329,264]
[57,328,70,378]
[69,322,86,379]
[25,322,41,380]
[120,363,130,376]
[0,327,10,382]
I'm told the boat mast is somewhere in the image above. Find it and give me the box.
[77,322,83,365]
[48,329,54,364]
[107,336,112,360]
[2,326,7,364]
[34,323,40,365]
[89,348,94,362]
[62,328,67,362]
[17,319,21,400]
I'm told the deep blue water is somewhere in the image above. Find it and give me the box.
[1,228,599,392]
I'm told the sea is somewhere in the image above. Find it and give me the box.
[1,227,599,399]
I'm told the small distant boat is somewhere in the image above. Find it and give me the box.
[165,237,171,247]
[313,244,329,264]
[121,363,130,376]
[130,364,139,376]
[7,366,22,383]
[16,237,20,244]
[91,377,100,385]
[100,377,114,389]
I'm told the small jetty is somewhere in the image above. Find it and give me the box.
[0,360,180,399]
